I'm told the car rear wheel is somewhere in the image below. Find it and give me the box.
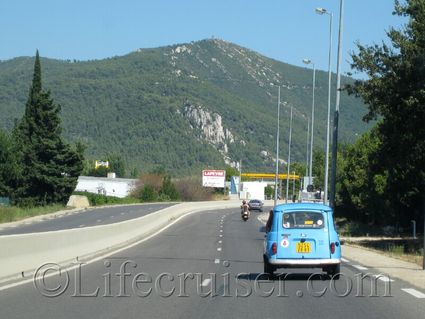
[263,255,275,276]
[326,264,340,279]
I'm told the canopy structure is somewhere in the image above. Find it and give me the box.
[241,173,300,180]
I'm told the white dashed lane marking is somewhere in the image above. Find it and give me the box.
[201,279,212,287]
[214,259,220,264]
[217,247,222,252]
[341,258,349,263]
[402,288,425,299]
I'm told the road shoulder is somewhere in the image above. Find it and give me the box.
[342,244,425,290]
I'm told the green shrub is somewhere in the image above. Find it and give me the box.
[73,191,139,206]
[140,185,158,202]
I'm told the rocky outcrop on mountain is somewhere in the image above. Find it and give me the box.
[182,102,238,165]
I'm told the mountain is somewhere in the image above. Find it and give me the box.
[0,39,369,176]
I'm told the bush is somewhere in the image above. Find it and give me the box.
[132,173,180,202]
[140,185,158,202]
[73,192,139,206]
[160,176,180,200]
[174,177,214,201]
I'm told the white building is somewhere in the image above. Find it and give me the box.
[75,175,137,198]
[239,181,268,200]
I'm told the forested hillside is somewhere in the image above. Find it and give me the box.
[0,39,369,175]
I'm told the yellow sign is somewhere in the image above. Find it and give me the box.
[95,160,109,169]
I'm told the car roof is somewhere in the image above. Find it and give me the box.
[274,202,332,212]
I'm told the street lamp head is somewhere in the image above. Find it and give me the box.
[315,7,327,15]
[303,58,312,65]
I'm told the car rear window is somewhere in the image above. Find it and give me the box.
[282,211,325,229]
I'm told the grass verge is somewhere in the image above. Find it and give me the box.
[344,239,424,266]
[0,204,68,224]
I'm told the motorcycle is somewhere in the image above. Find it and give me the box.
[241,210,249,221]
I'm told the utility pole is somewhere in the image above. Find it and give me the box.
[274,86,281,207]
[330,0,344,209]
[423,196,425,270]
[285,104,293,204]
[239,159,242,199]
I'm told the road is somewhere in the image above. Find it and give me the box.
[1,208,424,319]
[0,203,176,235]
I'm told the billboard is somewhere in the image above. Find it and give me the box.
[202,170,226,188]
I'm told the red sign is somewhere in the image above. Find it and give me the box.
[203,170,225,177]
[202,170,226,187]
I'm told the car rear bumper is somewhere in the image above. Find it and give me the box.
[269,258,340,267]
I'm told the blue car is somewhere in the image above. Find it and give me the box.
[263,202,341,278]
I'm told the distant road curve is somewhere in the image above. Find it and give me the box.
[0,203,176,236]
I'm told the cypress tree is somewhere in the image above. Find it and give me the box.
[14,51,83,206]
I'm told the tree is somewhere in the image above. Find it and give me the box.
[346,0,425,225]
[0,129,18,198]
[13,51,83,206]
[225,166,239,181]
[107,153,126,177]
[338,128,390,224]
[159,175,180,200]
[311,150,325,191]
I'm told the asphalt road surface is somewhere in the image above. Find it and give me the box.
[1,208,424,319]
[0,203,176,235]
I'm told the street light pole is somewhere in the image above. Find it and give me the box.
[330,0,344,209]
[286,104,293,204]
[303,59,316,186]
[306,117,310,182]
[316,7,333,206]
[274,86,281,207]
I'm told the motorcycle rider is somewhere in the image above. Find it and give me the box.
[240,200,250,218]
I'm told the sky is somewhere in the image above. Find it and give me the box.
[0,0,406,75]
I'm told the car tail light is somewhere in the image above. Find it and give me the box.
[330,242,336,254]
[272,243,277,255]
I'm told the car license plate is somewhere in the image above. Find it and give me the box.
[296,242,311,253]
